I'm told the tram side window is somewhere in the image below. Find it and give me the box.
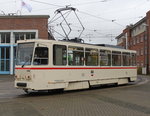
[112,51,121,66]
[100,50,111,66]
[68,46,84,66]
[53,45,67,65]
[85,48,98,66]
[131,53,136,66]
[122,52,130,66]
[33,47,48,65]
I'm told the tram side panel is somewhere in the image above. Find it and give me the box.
[88,68,137,86]
[27,67,137,91]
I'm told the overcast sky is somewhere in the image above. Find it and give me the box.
[1,0,150,45]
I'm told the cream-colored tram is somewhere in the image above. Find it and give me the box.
[15,39,137,93]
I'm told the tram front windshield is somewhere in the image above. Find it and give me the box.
[16,43,34,66]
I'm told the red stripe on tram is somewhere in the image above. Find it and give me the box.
[15,67,137,70]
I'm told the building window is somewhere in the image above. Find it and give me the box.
[0,33,10,43]
[137,37,139,44]
[139,49,141,56]
[144,35,147,40]
[0,47,10,71]
[130,41,132,46]
[141,62,143,67]
[145,46,147,55]
[141,48,143,56]
[133,39,136,45]
[137,50,139,56]
[14,32,36,43]
[141,36,143,42]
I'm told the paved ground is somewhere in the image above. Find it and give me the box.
[0,75,150,116]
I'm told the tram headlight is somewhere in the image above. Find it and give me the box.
[15,75,18,80]
[15,75,22,81]
[26,75,32,81]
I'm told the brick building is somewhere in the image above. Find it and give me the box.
[0,15,49,74]
[116,10,150,74]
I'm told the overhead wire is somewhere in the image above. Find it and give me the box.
[0,0,137,43]
[52,25,118,40]
[31,6,59,12]
[30,0,63,7]
[23,0,110,14]
[77,10,124,27]
[51,17,120,38]
[28,0,143,28]
[71,0,111,6]
[28,0,137,42]
[48,10,121,42]
[78,10,111,22]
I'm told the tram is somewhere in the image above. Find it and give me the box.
[14,39,137,92]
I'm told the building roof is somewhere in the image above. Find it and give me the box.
[130,17,146,29]
[95,44,124,49]
[0,15,50,19]
[115,17,146,40]
[115,33,124,40]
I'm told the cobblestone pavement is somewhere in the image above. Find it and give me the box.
[0,75,150,116]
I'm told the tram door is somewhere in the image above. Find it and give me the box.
[0,47,10,74]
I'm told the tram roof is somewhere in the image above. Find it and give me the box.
[17,39,136,53]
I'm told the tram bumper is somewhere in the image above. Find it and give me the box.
[15,81,31,89]
[16,82,27,87]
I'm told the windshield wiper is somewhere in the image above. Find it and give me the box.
[22,57,30,68]
[22,61,28,68]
